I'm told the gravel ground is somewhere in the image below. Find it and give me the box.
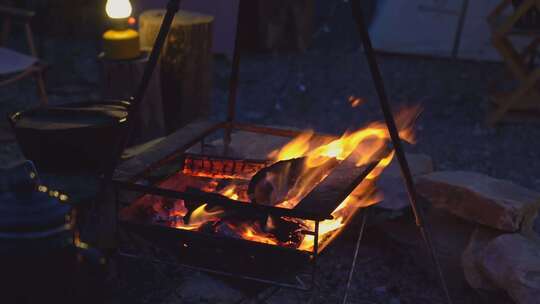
[1,2,537,304]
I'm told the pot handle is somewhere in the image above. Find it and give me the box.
[6,112,19,129]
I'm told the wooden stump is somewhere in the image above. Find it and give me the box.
[238,0,314,51]
[100,53,166,146]
[139,10,214,134]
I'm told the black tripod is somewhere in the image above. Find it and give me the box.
[100,1,453,303]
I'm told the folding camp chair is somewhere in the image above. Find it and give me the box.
[0,5,47,105]
[487,0,540,125]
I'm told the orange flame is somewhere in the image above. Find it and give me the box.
[268,130,314,161]
[266,105,421,251]
[174,203,224,231]
[226,222,278,245]
[164,103,421,251]
[221,184,240,200]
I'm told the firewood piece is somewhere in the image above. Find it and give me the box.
[294,154,382,219]
[114,120,222,182]
[248,158,306,206]
[237,0,314,51]
[256,0,314,51]
[139,10,214,133]
[248,157,339,207]
[183,153,271,180]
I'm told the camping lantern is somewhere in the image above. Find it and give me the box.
[103,0,141,60]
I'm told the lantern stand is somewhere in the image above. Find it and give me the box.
[98,0,452,303]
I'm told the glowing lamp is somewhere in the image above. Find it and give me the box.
[102,0,140,60]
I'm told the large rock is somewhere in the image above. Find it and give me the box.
[479,234,540,304]
[379,207,477,293]
[461,227,500,290]
[416,171,540,232]
[376,153,434,211]
[522,210,540,243]
[163,273,243,304]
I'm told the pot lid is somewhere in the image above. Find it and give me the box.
[0,161,70,233]
[11,100,129,131]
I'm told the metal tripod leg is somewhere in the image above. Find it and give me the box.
[100,0,183,252]
[224,0,244,156]
[349,1,453,303]
[342,208,369,304]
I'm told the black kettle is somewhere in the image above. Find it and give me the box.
[0,161,95,303]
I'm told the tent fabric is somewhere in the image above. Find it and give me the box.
[369,0,527,61]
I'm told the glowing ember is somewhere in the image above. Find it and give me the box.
[348,96,364,107]
[124,103,421,252]
[225,222,279,245]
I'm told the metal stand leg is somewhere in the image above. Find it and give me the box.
[350,1,453,303]
[342,208,369,304]
[224,0,244,156]
[452,0,470,59]
[308,221,320,304]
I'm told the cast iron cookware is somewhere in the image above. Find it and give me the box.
[9,100,129,173]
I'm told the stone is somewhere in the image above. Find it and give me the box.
[379,208,476,293]
[416,171,540,232]
[376,153,434,211]
[163,273,242,304]
[115,120,218,181]
[479,234,540,304]
[522,210,540,243]
[461,227,500,290]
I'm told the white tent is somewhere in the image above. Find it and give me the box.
[369,0,527,61]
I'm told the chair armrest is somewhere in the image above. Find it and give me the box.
[0,6,35,22]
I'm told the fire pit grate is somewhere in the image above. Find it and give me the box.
[115,143,383,290]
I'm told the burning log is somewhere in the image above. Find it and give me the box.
[293,152,385,218]
[183,153,271,180]
[248,157,339,207]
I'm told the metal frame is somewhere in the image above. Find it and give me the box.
[114,146,380,292]
[100,0,452,303]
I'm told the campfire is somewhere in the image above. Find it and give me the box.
[120,105,420,254]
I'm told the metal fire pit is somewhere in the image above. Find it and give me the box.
[114,133,384,290]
